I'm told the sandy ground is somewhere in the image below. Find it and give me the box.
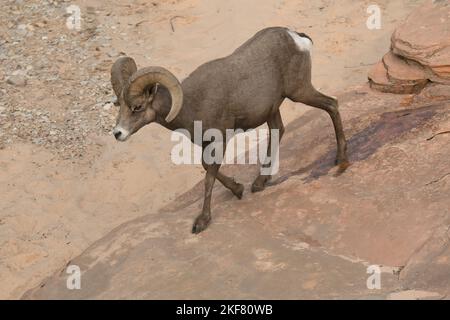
[0,0,421,299]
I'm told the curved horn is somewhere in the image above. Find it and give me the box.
[124,67,183,123]
[111,57,137,98]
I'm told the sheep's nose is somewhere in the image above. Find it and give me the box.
[113,130,122,140]
[113,126,129,141]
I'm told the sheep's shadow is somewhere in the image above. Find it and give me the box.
[268,102,445,186]
[164,102,446,214]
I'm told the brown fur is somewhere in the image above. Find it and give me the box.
[112,27,348,234]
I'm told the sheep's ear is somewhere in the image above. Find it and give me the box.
[146,84,159,103]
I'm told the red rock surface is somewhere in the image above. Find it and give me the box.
[368,59,427,94]
[420,83,450,101]
[383,52,428,85]
[23,86,450,299]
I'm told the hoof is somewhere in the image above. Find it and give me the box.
[251,175,270,193]
[335,151,349,166]
[233,183,244,199]
[251,182,265,193]
[335,160,351,176]
[335,157,345,166]
[192,214,211,234]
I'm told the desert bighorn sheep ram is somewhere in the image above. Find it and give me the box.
[111,27,349,234]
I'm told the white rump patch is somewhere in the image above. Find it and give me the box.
[287,30,313,52]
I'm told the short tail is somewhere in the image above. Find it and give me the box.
[295,32,313,44]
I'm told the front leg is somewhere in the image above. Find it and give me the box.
[192,162,220,234]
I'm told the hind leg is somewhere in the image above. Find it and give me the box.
[252,110,285,192]
[289,87,349,172]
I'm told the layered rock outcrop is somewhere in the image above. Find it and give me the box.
[369,0,450,93]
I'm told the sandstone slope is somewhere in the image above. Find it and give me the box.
[24,85,450,299]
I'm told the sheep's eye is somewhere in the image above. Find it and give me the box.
[132,105,144,113]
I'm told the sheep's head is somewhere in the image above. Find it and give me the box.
[110,57,183,141]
